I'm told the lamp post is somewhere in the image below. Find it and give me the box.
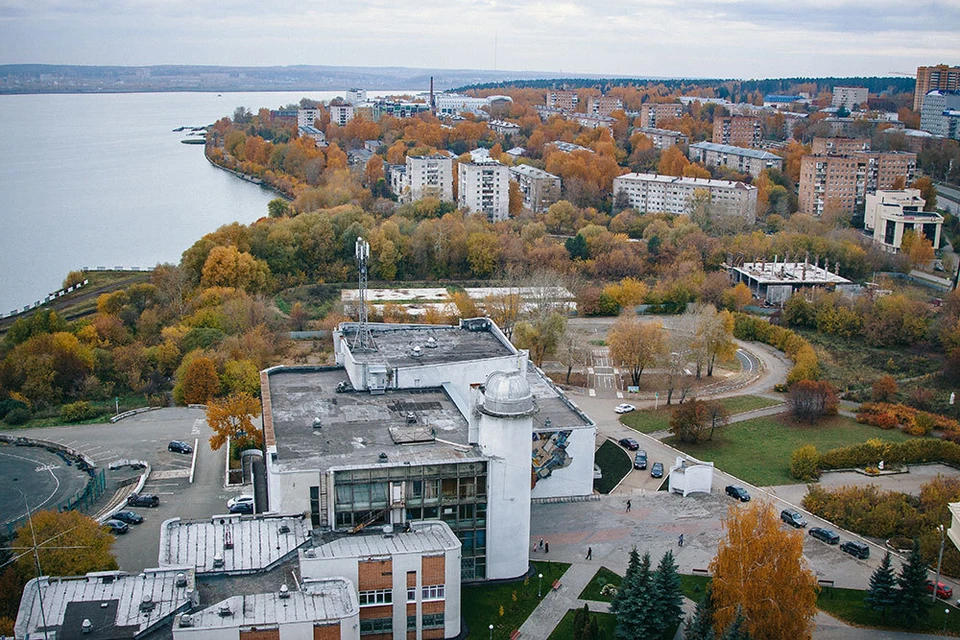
[538,573,543,597]
[945,608,950,633]
[934,524,946,603]
[489,623,494,639]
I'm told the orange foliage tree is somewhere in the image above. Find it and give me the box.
[206,392,263,451]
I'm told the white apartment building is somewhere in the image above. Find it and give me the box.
[346,88,366,104]
[329,103,355,127]
[637,127,689,150]
[865,189,943,252]
[688,142,783,178]
[612,173,757,222]
[832,87,869,110]
[403,154,454,203]
[458,160,511,221]
[509,164,561,213]
[298,107,321,128]
[920,90,960,137]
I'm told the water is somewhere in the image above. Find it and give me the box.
[0,90,391,313]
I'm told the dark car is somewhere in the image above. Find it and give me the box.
[651,462,664,478]
[127,493,160,508]
[926,581,953,600]
[839,540,870,559]
[633,450,648,470]
[780,509,807,528]
[228,501,254,514]
[103,519,129,535]
[725,485,751,502]
[168,440,193,454]
[112,511,144,525]
[808,527,840,545]
[618,437,640,451]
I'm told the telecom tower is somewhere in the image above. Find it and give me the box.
[352,237,376,351]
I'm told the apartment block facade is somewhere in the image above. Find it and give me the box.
[458,161,511,221]
[811,137,871,155]
[637,127,688,150]
[798,151,917,217]
[612,173,757,222]
[546,90,579,111]
[639,103,684,128]
[920,90,960,137]
[712,117,762,148]
[832,87,869,110]
[509,164,561,213]
[914,65,960,111]
[687,142,783,178]
[329,103,355,126]
[587,95,623,117]
[404,155,454,203]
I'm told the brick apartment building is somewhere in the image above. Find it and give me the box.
[914,64,960,111]
[712,117,762,148]
[798,151,917,217]
[639,103,684,128]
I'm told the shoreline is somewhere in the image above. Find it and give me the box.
[203,148,293,202]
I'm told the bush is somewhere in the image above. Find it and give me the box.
[872,375,898,403]
[59,401,99,423]
[0,398,28,419]
[818,438,960,472]
[789,380,838,424]
[790,444,820,481]
[4,407,31,425]
[733,313,819,384]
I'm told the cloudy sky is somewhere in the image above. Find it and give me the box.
[1,0,959,78]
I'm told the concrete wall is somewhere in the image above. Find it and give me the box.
[530,426,597,499]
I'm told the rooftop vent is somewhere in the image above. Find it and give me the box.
[176,572,187,588]
[82,619,92,634]
[312,417,322,429]
[304,549,316,558]
[411,346,423,358]
[279,584,291,599]
[425,337,438,348]
[213,554,224,568]
[278,525,290,534]
[406,412,417,424]
[179,614,194,628]
[379,452,388,463]
[139,595,155,613]
[218,604,233,617]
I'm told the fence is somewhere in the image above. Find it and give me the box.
[3,279,90,319]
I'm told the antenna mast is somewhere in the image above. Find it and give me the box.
[352,237,375,351]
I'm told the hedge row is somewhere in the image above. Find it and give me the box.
[732,313,818,384]
[818,438,960,471]
[857,402,960,437]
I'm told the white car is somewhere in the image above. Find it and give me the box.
[614,404,636,414]
[227,495,255,513]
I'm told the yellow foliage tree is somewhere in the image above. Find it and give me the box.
[657,145,690,176]
[709,501,819,639]
[13,510,118,581]
[206,392,263,451]
[179,356,220,404]
[200,246,270,292]
[608,317,667,387]
[682,163,712,179]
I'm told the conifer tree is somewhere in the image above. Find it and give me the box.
[650,550,684,635]
[684,584,717,640]
[895,544,930,626]
[864,552,898,621]
[719,606,751,640]
[572,603,590,640]
[611,548,655,639]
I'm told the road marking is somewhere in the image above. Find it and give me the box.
[589,389,596,397]
[34,464,60,472]
[616,392,624,399]
[192,418,204,435]
[150,469,191,480]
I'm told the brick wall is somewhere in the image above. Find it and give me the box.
[359,559,393,590]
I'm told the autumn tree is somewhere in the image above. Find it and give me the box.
[788,380,838,424]
[709,501,819,639]
[557,330,588,385]
[670,398,709,443]
[658,145,690,176]
[899,229,935,268]
[200,245,271,292]
[508,180,524,216]
[484,290,523,340]
[513,312,567,367]
[608,317,667,387]
[12,510,118,581]
[178,356,220,404]
[871,375,898,403]
[206,392,263,451]
[696,307,736,377]
[910,176,938,211]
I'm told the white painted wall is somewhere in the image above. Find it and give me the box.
[530,426,597,499]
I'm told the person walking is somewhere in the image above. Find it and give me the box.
[678,533,684,547]
[539,538,544,551]
[545,541,550,553]
[532,542,537,553]
[625,499,631,512]
[586,547,592,560]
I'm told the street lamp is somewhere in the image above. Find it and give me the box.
[945,608,950,633]
[489,623,494,639]
[538,573,543,597]
[934,524,946,604]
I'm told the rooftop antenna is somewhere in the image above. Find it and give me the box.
[352,237,376,351]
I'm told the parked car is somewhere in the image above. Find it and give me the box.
[103,519,129,535]
[111,511,144,525]
[725,485,751,502]
[633,450,648,470]
[127,493,160,508]
[168,440,193,454]
[618,437,640,451]
[839,540,870,559]
[927,581,953,600]
[651,462,664,478]
[808,527,840,544]
[227,495,255,514]
[615,404,636,414]
[780,509,807,528]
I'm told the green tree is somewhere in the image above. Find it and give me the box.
[895,545,930,626]
[684,584,717,640]
[267,198,291,218]
[611,548,655,639]
[650,550,684,636]
[864,552,898,621]
[513,312,567,367]
[565,234,589,260]
[719,606,751,640]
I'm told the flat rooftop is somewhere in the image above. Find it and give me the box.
[731,261,851,285]
[339,321,515,367]
[267,368,477,472]
[526,363,593,431]
[16,569,192,639]
[689,141,782,161]
[159,514,312,574]
[176,578,357,631]
[304,521,460,561]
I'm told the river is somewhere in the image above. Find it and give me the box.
[0,90,402,313]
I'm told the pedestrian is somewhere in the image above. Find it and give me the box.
[539,538,544,551]
[678,533,684,547]
[586,547,592,560]
[532,542,537,553]
[545,541,550,554]
[625,499,631,512]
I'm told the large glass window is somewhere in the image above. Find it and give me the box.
[360,618,393,635]
[423,613,445,629]
[358,589,392,606]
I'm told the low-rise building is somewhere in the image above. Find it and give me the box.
[612,173,757,221]
[763,95,808,109]
[639,103,683,128]
[489,119,521,136]
[299,125,327,147]
[728,259,856,304]
[509,164,561,213]
[434,93,489,116]
[865,189,943,252]
[458,160,511,221]
[712,116,762,148]
[636,127,688,150]
[832,87,869,111]
[687,142,783,177]
[569,113,614,129]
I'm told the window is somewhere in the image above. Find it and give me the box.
[407,587,417,601]
[407,615,418,631]
[360,618,393,634]
[422,584,445,600]
[358,589,392,606]
[423,612,445,629]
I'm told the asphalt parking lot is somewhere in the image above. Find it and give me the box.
[0,444,91,530]
[2,408,252,572]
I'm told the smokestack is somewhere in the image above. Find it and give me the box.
[430,77,435,115]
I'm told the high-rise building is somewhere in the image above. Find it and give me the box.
[639,103,683,128]
[404,154,454,203]
[798,151,917,217]
[914,65,960,111]
[920,90,960,137]
[832,87,869,111]
[458,160,511,221]
[712,117,762,148]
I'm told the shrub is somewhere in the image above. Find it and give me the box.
[59,401,98,423]
[789,380,838,424]
[872,375,898,403]
[733,313,819,384]
[4,407,31,425]
[0,398,28,419]
[790,444,820,481]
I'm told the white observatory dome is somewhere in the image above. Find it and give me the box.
[481,370,534,417]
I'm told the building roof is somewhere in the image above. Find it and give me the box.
[265,367,477,473]
[638,127,687,137]
[730,261,851,285]
[16,569,193,639]
[304,520,460,560]
[550,141,592,153]
[339,321,515,368]
[175,578,357,632]
[525,362,593,431]
[159,515,312,574]
[614,172,756,191]
[509,164,560,180]
[689,141,782,161]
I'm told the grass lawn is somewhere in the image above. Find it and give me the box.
[462,561,570,639]
[620,395,783,435]
[579,566,623,602]
[664,414,914,487]
[818,586,960,635]
[680,574,711,601]
[593,440,632,494]
[548,609,618,640]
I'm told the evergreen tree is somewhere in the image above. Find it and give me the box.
[684,584,717,640]
[585,615,600,640]
[720,606,751,640]
[572,603,589,640]
[895,544,930,626]
[650,550,684,635]
[611,548,655,639]
[864,552,898,621]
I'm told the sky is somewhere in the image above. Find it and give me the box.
[1,0,959,79]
